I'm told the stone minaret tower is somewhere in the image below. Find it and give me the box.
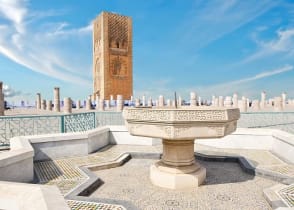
[93,12,133,100]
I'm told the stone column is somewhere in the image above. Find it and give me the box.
[86,96,92,110]
[224,96,232,107]
[198,97,202,106]
[282,92,287,109]
[252,100,260,111]
[246,98,250,108]
[41,99,46,110]
[53,87,60,112]
[76,100,80,110]
[190,92,197,106]
[158,95,165,107]
[260,91,266,109]
[63,97,72,113]
[147,97,153,107]
[238,97,247,112]
[105,100,110,109]
[211,95,215,106]
[142,95,146,107]
[46,100,52,111]
[274,97,283,111]
[0,82,4,115]
[36,93,41,110]
[135,98,140,107]
[214,97,219,107]
[166,99,172,107]
[117,95,123,111]
[233,93,238,108]
[219,96,224,107]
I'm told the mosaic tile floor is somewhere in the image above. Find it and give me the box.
[91,158,276,210]
[33,144,294,209]
[278,184,294,207]
[67,200,125,210]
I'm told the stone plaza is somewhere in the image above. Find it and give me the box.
[0,11,294,210]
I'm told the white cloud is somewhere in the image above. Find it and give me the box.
[226,65,293,85]
[0,0,93,86]
[242,28,294,63]
[189,65,294,99]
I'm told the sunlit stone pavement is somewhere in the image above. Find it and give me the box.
[33,145,294,209]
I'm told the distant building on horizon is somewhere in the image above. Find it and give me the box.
[93,11,133,100]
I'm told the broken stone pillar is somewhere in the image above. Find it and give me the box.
[238,97,247,112]
[282,92,287,109]
[134,98,140,107]
[41,99,46,110]
[252,100,260,111]
[211,95,216,106]
[274,97,283,111]
[158,95,164,107]
[219,96,224,107]
[232,93,238,108]
[190,92,197,106]
[224,96,232,107]
[198,97,202,106]
[166,99,172,107]
[0,82,4,115]
[147,97,153,107]
[142,95,146,107]
[117,95,123,111]
[214,97,219,107]
[105,100,110,109]
[54,87,60,112]
[63,97,72,113]
[46,100,52,111]
[86,96,92,110]
[36,93,41,110]
[76,100,81,110]
[260,91,266,109]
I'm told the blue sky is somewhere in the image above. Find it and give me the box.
[0,0,294,104]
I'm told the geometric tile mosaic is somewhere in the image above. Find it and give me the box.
[278,184,294,207]
[67,200,125,210]
[34,160,86,183]
[262,164,294,177]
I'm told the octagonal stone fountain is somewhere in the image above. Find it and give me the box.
[123,107,240,189]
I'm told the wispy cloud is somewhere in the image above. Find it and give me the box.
[0,0,92,86]
[225,65,293,85]
[242,28,294,63]
[180,0,278,50]
[190,65,294,98]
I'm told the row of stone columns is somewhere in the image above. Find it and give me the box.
[0,82,4,116]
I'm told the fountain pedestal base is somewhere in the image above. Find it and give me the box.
[150,161,206,189]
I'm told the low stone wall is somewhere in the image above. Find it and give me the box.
[196,128,294,164]
[30,127,110,161]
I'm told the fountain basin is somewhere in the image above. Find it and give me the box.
[123,107,240,189]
